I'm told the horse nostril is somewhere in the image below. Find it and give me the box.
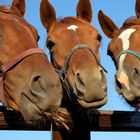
[76,72,85,86]
[30,76,45,95]
[34,76,40,82]
[75,72,86,95]
[132,67,140,85]
[133,67,140,77]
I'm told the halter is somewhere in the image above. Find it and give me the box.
[57,44,107,101]
[0,48,47,106]
[117,49,140,69]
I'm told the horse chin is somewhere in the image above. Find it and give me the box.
[124,93,140,109]
[21,93,44,123]
[125,98,140,109]
[116,78,140,109]
[116,88,140,109]
[77,96,107,108]
[132,102,140,109]
[134,103,140,109]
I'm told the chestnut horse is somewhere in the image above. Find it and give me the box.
[40,0,107,110]
[0,0,63,126]
[40,0,107,139]
[98,0,140,109]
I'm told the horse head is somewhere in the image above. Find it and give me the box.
[98,0,140,109]
[0,0,63,125]
[40,0,107,109]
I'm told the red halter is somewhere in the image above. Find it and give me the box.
[0,48,47,106]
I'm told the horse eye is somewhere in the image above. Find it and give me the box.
[47,40,55,50]
[37,34,40,41]
[97,34,102,42]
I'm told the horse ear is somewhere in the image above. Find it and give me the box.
[11,0,25,16]
[135,0,140,18]
[76,0,92,22]
[40,0,56,31]
[98,10,118,38]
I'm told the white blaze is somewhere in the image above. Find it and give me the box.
[118,28,136,69]
[67,25,78,32]
[117,28,136,90]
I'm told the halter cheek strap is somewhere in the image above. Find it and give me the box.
[0,48,47,106]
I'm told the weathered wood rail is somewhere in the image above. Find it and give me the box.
[0,106,140,131]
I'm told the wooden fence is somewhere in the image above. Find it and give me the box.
[0,106,140,139]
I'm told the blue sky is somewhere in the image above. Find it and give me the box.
[0,0,140,139]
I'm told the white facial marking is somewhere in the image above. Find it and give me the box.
[117,28,136,90]
[118,71,130,90]
[67,25,78,32]
[118,28,136,69]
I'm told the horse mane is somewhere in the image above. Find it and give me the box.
[122,16,140,28]
[56,17,86,24]
[0,5,21,16]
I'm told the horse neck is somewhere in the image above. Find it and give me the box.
[52,131,63,140]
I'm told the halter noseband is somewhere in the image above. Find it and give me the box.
[0,48,48,106]
[57,44,107,101]
[117,49,140,69]
[59,44,107,81]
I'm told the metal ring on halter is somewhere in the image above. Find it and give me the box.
[0,66,4,73]
[117,49,140,69]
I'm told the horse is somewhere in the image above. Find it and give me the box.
[40,0,107,110]
[98,0,140,109]
[40,0,107,139]
[0,0,64,127]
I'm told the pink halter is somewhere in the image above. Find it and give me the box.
[0,48,47,106]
